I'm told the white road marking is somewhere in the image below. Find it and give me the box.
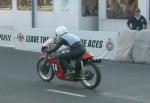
[47,89,87,98]
[99,64,104,67]
[102,92,150,103]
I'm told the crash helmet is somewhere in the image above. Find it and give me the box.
[55,26,68,38]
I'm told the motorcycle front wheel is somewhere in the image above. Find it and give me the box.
[81,62,101,89]
[37,58,55,81]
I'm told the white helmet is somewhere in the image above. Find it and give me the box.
[55,26,68,37]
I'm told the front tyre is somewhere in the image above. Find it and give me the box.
[81,62,101,89]
[37,58,55,81]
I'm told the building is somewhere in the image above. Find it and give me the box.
[0,0,149,31]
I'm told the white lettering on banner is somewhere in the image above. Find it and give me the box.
[0,34,11,41]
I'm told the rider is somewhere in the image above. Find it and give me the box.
[46,26,86,77]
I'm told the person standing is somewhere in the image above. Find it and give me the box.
[127,8,147,31]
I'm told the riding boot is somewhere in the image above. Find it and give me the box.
[75,60,82,78]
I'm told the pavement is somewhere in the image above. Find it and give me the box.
[0,47,150,103]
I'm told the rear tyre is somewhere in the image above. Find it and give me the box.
[37,58,55,81]
[81,62,101,89]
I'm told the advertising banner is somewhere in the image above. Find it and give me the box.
[0,29,15,48]
[14,28,118,60]
[73,31,118,60]
[15,28,54,52]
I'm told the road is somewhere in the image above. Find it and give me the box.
[0,47,150,103]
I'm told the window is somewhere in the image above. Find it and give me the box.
[37,0,53,11]
[0,0,12,10]
[106,0,138,19]
[17,0,31,10]
[82,0,98,16]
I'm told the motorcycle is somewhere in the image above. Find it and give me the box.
[37,37,101,89]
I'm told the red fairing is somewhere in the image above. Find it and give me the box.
[41,55,70,80]
[55,63,66,80]
[82,53,93,60]
[42,45,48,48]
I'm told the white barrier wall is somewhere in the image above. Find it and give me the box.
[15,28,54,52]
[1,28,150,64]
[0,28,118,60]
[132,30,150,64]
[115,30,150,64]
[73,31,118,60]
[115,30,137,62]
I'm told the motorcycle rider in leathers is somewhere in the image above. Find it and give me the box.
[43,26,86,77]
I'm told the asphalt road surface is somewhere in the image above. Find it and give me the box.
[0,47,150,103]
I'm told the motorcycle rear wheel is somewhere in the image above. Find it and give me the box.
[37,58,55,81]
[81,62,101,89]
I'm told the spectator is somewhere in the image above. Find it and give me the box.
[127,8,147,31]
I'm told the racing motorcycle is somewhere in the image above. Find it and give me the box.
[37,37,101,89]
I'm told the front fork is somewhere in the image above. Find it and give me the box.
[75,59,84,75]
[80,60,84,72]
[80,59,93,76]
[81,60,86,77]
